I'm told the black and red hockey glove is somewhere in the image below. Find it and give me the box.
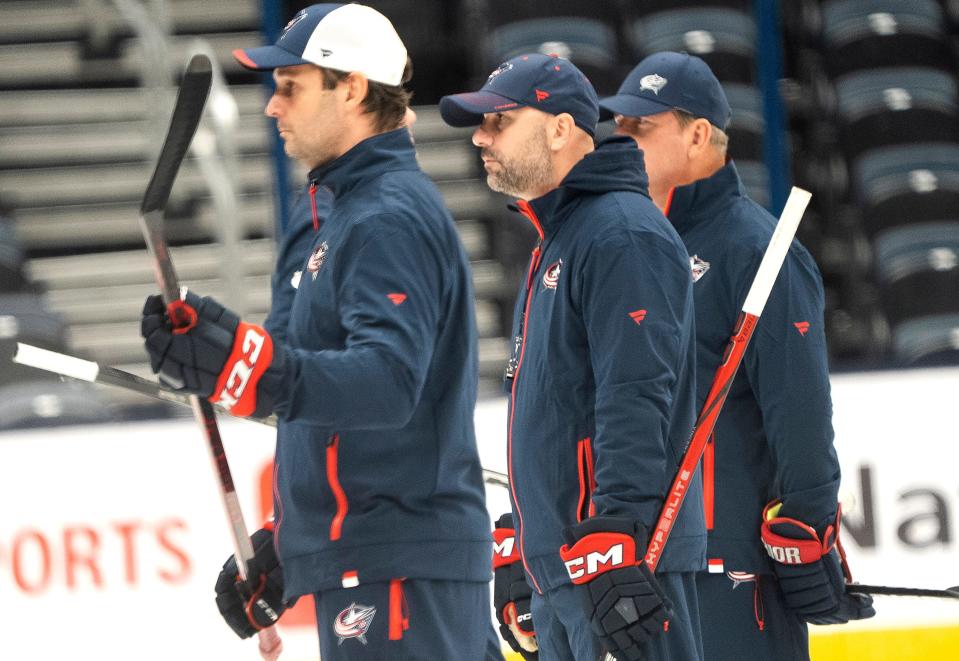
[214,525,288,639]
[492,513,538,659]
[559,516,671,661]
[761,500,875,624]
[141,292,282,417]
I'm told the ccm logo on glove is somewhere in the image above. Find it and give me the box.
[493,528,519,568]
[560,532,634,583]
[211,323,273,416]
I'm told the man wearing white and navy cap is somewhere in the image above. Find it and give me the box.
[602,52,875,661]
[140,5,503,659]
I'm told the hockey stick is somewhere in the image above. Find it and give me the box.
[11,342,279,425]
[645,187,812,572]
[139,54,281,659]
[847,584,959,599]
[9,342,512,490]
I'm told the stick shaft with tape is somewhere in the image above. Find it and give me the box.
[645,188,812,572]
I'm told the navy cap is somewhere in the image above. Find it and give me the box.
[439,54,599,136]
[599,52,731,130]
[233,3,407,86]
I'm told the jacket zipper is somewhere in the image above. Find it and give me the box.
[309,180,319,231]
[272,459,284,555]
[704,432,715,530]
[508,199,545,593]
[326,433,349,540]
[576,437,596,522]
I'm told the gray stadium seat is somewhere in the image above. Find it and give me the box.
[874,222,959,329]
[821,0,953,77]
[833,67,959,159]
[853,143,959,237]
[892,314,959,366]
[632,8,756,83]
[0,380,113,430]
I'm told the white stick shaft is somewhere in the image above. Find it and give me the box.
[13,343,100,382]
[741,187,812,316]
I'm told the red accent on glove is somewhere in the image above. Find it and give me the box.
[167,299,198,334]
[559,532,636,585]
[760,501,838,565]
[493,527,520,569]
[210,322,274,417]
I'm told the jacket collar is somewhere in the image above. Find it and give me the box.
[667,160,745,234]
[513,136,651,238]
[308,128,419,198]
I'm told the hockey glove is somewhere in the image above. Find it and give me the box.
[560,516,671,661]
[214,525,288,639]
[141,292,280,417]
[492,513,538,659]
[761,501,875,624]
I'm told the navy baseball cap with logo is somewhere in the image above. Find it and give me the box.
[599,51,731,130]
[232,3,407,86]
[439,54,600,136]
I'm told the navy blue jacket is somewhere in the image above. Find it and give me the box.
[262,129,492,598]
[263,185,331,343]
[667,162,840,573]
[505,137,706,594]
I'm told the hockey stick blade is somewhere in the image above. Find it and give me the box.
[847,584,959,599]
[141,54,211,215]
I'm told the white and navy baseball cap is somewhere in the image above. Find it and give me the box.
[440,54,600,136]
[232,3,408,86]
[599,52,731,130]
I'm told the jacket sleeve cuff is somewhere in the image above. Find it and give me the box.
[252,343,291,419]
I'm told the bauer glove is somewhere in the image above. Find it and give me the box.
[560,516,671,661]
[141,292,283,417]
[214,525,288,639]
[493,513,538,659]
[761,500,875,624]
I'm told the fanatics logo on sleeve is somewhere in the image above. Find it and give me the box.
[333,603,377,645]
[307,241,330,281]
[794,321,810,336]
[542,259,563,289]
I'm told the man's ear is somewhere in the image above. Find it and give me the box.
[548,113,576,151]
[687,118,713,158]
[343,72,369,111]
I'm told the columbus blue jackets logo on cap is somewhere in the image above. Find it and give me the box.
[308,241,330,281]
[542,259,563,289]
[690,254,710,282]
[487,61,514,84]
[640,74,668,95]
[333,602,376,645]
[281,9,308,37]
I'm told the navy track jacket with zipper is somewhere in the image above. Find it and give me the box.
[505,137,706,595]
[262,128,492,600]
[263,185,331,344]
[667,161,840,573]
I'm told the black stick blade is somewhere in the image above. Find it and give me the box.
[140,54,213,215]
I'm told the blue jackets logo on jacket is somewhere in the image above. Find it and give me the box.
[542,259,562,289]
